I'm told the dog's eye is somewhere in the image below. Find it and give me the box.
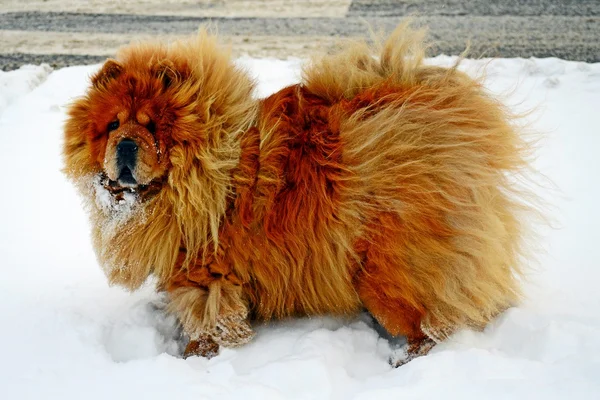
[147,120,156,135]
[107,120,119,132]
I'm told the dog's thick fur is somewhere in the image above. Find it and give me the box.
[64,24,532,363]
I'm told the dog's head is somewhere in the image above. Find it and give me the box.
[65,36,257,204]
[65,52,182,201]
[63,34,257,287]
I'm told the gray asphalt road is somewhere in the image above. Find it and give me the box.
[1,0,599,70]
[348,0,600,16]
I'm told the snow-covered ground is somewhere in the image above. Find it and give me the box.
[1,55,599,399]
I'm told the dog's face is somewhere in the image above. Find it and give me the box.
[75,59,178,199]
[101,106,168,189]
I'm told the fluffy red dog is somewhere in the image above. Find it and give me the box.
[64,25,532,365]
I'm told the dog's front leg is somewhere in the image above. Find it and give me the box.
[163,249,254,358]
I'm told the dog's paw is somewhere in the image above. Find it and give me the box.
[389,337,436,367]
[183,333,220,359]
[210,313,255,348]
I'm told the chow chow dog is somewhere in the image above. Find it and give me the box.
[63,24,532,365]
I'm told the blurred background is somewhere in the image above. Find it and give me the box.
[1,0,598,70]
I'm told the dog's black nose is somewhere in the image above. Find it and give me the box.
[116,139,138,169]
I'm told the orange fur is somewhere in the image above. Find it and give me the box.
[63,24,535,361]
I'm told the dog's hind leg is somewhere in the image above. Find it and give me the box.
[354,259,438,366]
[353,212,457,366]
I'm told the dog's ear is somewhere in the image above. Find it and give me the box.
[154,60,180,89]
[92,59,123,88]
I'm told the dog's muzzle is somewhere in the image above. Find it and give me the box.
[116,139,138,186]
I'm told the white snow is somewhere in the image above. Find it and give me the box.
[1,56,599,399]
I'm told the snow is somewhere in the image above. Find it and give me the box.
[90,174,140,216]
[1,55,599,399]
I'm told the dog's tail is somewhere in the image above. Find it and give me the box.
[302,21,431,103]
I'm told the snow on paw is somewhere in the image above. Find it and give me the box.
[420,319,455,344]
[210,313,255,348]
[389,337,436,367]
[205,281,255,348]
